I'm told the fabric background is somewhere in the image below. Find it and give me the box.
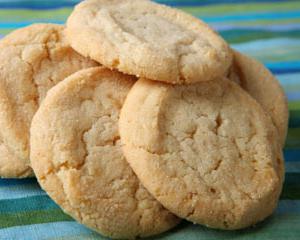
[0,0,299,239]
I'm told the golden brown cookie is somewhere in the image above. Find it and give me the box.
[228,50,289,146]
[119,78,284,230]
[0,24,97,178]
[66,0,232,84]
[30,67,180,239]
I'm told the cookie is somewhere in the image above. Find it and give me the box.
[0,24,97,178]
[228,50,289,146]
[30,67,180,239]
[119,78,283,230]
[66,0,232,84]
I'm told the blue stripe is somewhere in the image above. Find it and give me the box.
[285,149,300,162]
[0,183,45,200]
[214,23,300,31]
[276,200,300,214]
[266,62,300,70]
[0,0,297,9]
[276,73,300,86]
[232,38,300,67]
[232,38,300,50]
[286,92,300,101]
[0,221,96,240]
[271,69,300,74]
[266,62,300,74]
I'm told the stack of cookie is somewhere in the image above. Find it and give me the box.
[0,0,288,239]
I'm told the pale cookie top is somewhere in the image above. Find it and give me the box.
[119,78,284,230]
[228,50,289,146]
[0,24,97,178]
[30,67,180,239]
[66,0,232,84]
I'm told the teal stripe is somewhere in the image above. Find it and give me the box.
[156,214,300,240]
[286,161,300,173]
[51,234,103,240]
[0,20,63,28]
[289,110,300,128]
[0,195,59,214]
[0,178,37,187]
[201,11,300,23]
[220,29,300,44]
[0,222,98,240]
[232,38,300,62]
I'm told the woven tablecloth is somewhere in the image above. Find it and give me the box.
[0,0,299,239]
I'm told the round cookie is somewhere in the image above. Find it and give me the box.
[119,78,284,230]
[30,67,180,239]
[228,50,289,146]
[66,0,232,84]
[0,24,97,178]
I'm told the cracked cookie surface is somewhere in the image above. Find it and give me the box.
[66,0,232,84]
[30,67,180,239]
[119,78,284,230]
[0,24,97,178]
[228,50,289,146]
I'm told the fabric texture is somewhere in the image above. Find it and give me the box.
[0,0,299,239]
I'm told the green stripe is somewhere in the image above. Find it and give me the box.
[0,209,73,229]
[289,110,300,129]
[0,2,299,22]
[219,18,300,27]
[0,28,15,35]
[241,47,300,63]
[181,1,300,17]
[221,30,300,44]
[289,101,300,110]
[286,128,300,149]
[281,173,300,200]
[0,195,58,214]
[0,8,71,22]
[0,1,298,21]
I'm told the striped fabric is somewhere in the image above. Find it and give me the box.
[0,0,299,239]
